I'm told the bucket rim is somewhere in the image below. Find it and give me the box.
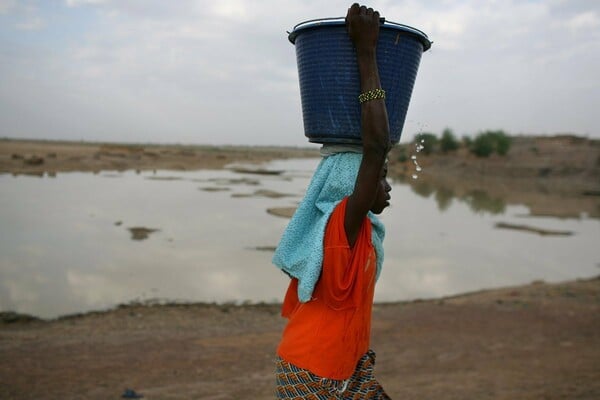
[287,17,431,51]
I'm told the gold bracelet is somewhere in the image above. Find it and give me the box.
[358,88,386,104]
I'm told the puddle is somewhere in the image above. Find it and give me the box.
[494,222,573,236]
[0,158,598,318]
[200,187,231,192]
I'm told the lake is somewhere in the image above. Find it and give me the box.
[1,158,598,319]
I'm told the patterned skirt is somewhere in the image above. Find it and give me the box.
[275,350,391,399]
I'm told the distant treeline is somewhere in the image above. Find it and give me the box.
[402,128,512,158]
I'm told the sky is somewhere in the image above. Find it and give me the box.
[0,0,599,147]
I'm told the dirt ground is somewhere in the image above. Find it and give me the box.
[1,278,599,399]
[0,139,320,176]
[1,138,599,399]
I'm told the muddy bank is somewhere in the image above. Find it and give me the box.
[388,135,600,218]
[1,277,598,399]
[0,139,319,175]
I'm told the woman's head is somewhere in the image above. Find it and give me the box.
[370,163,391,214]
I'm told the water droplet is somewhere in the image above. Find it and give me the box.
[411,135,425,179]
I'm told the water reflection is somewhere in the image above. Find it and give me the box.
[410,180,435,198]
[434,186,454,212]
[408,179,506,215]
[0,158,598,319]
[462,190,506,215]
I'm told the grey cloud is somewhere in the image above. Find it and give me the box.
[0,0,598,145]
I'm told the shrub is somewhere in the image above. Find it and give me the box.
[529,146,539,154]
[471,134,495,157]
[493,131,511,155]
[470,130,512,157]
[414,132,438,155]
[440,128,460,153]
[392,144,409,162]
[396,149,408,162]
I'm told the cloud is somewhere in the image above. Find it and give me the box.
[0,1,46,30]
[15,15,45,30]
[0,0,598,145]
[65,0,109,7]
[0,0,15,14]
[211,0,249,20]
[565,10,599,30]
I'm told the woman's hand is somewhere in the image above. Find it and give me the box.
[345,3,381,54]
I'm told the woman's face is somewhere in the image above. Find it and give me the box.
[370,164,391,214]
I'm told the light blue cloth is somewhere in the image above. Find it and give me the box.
[272,152,385,303]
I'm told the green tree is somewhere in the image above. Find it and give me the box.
[440,128,459,153]
[470,130,512,157]
[493,130,511,155]
[394,145,408,162]
[471,133,495,157]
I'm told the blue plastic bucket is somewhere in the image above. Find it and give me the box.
[289,18,431,144]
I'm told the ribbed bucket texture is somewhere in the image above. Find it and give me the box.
[293,24,426,144]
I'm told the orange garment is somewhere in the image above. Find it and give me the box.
[277,197,377,380]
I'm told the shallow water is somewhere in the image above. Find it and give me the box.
[0,158,598,318]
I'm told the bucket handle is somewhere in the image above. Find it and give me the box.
[288,16,386,34]
[287,16,431,50]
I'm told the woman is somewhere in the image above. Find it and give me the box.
[273,4,393,399]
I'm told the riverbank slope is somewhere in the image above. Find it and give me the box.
[1,277,599,399]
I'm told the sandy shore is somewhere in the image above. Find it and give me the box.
[1,278,599,399]
[0,139,320,175]
[1,138,599,399]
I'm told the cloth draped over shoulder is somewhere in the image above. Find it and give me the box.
[272,149,385,303]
